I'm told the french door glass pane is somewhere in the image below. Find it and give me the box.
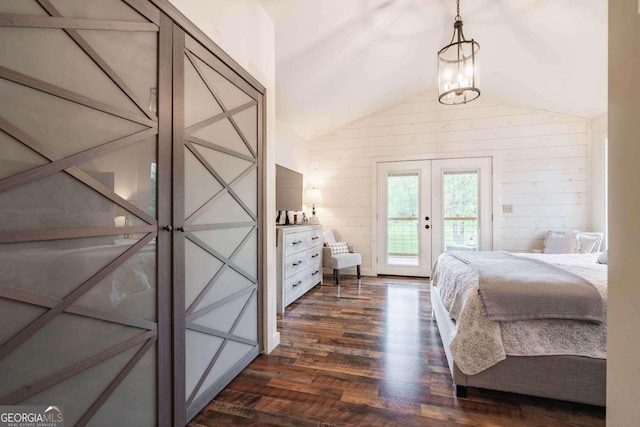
[0,130,48,179]
[189,54,253,110]
[48,0,151,22]
[233,105,258,152]
[443,171,479,251]
[0,28,141,115]
[89,343,157,427]
[0,79,146,158]
[22,343,145,426]
[0,312,141,397]
[0,1,48,15]
[77,137,158,217]
[76,29,159,110]
[387,172,419,266]
[74,238,158,322]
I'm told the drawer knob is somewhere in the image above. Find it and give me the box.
[311,270,319,276]
[293,280,302,287]
[292,240,303,245]
[311,253,319,258]
[311,236,319,240]
[293,261,303,266]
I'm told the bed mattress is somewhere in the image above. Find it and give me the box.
[431,252,607,375]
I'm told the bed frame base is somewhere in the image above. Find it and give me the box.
[430,284,606,406]
[455,385,468,398]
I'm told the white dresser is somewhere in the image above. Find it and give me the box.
[276,225,323,313]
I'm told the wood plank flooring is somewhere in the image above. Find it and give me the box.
[190,275,606,426]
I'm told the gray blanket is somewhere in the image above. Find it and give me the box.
[446,251,605,324]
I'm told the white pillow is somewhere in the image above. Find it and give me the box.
[543,231,579,254]
[578,232,604,253]
[326,241,350,254]
[578,234,599,254]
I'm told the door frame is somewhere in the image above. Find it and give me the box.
[371,152,501,276]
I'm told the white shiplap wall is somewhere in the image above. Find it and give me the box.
[309,92,592,275]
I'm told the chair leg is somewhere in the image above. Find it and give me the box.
[357,265,361,279]
[335,270,340,286]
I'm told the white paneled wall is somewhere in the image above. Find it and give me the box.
[309,92,591,275]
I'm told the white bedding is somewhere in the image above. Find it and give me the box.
[432,252,607,375]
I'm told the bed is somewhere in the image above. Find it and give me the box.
[430,251,607,406]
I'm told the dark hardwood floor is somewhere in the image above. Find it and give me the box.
[190,275,606,427]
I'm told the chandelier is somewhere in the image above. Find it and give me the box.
[437,0,480,105]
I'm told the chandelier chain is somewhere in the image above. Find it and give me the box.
[456,0,461,20]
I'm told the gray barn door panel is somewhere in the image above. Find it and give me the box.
[0,2,263,426]
[0,1,167,425]
[173,30,261,423]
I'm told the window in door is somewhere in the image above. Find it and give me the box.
[387,172,420,266]
[442,170,479,251]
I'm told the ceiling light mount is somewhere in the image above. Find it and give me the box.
[437,0,480,105]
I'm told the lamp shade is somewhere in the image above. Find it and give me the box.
[305,188,323,205]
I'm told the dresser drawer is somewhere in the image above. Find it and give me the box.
[284,269,307,303]
[306,246,322,264]
[308,262,322,285]
[284,252,307,278]
[284,231,307,255]
[307,229,323,248]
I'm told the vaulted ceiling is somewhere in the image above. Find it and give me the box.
[259,0,608,140]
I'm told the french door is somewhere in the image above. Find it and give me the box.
[431,158,493,259]
[377,157,492,277]
[377,161,432,276]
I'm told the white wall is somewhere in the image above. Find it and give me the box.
[168,0,279,352]
[590,113,608,247]
[608,0,640,424]
[309,92,592,275]
[275,119,308,176]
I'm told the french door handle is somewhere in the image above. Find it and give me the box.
[163,225,173,232]
[177,226,185,232]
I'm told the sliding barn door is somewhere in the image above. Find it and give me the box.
[0,1,169,425]
[174,29,262,422]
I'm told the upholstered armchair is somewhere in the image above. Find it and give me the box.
[322,230,362,285]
